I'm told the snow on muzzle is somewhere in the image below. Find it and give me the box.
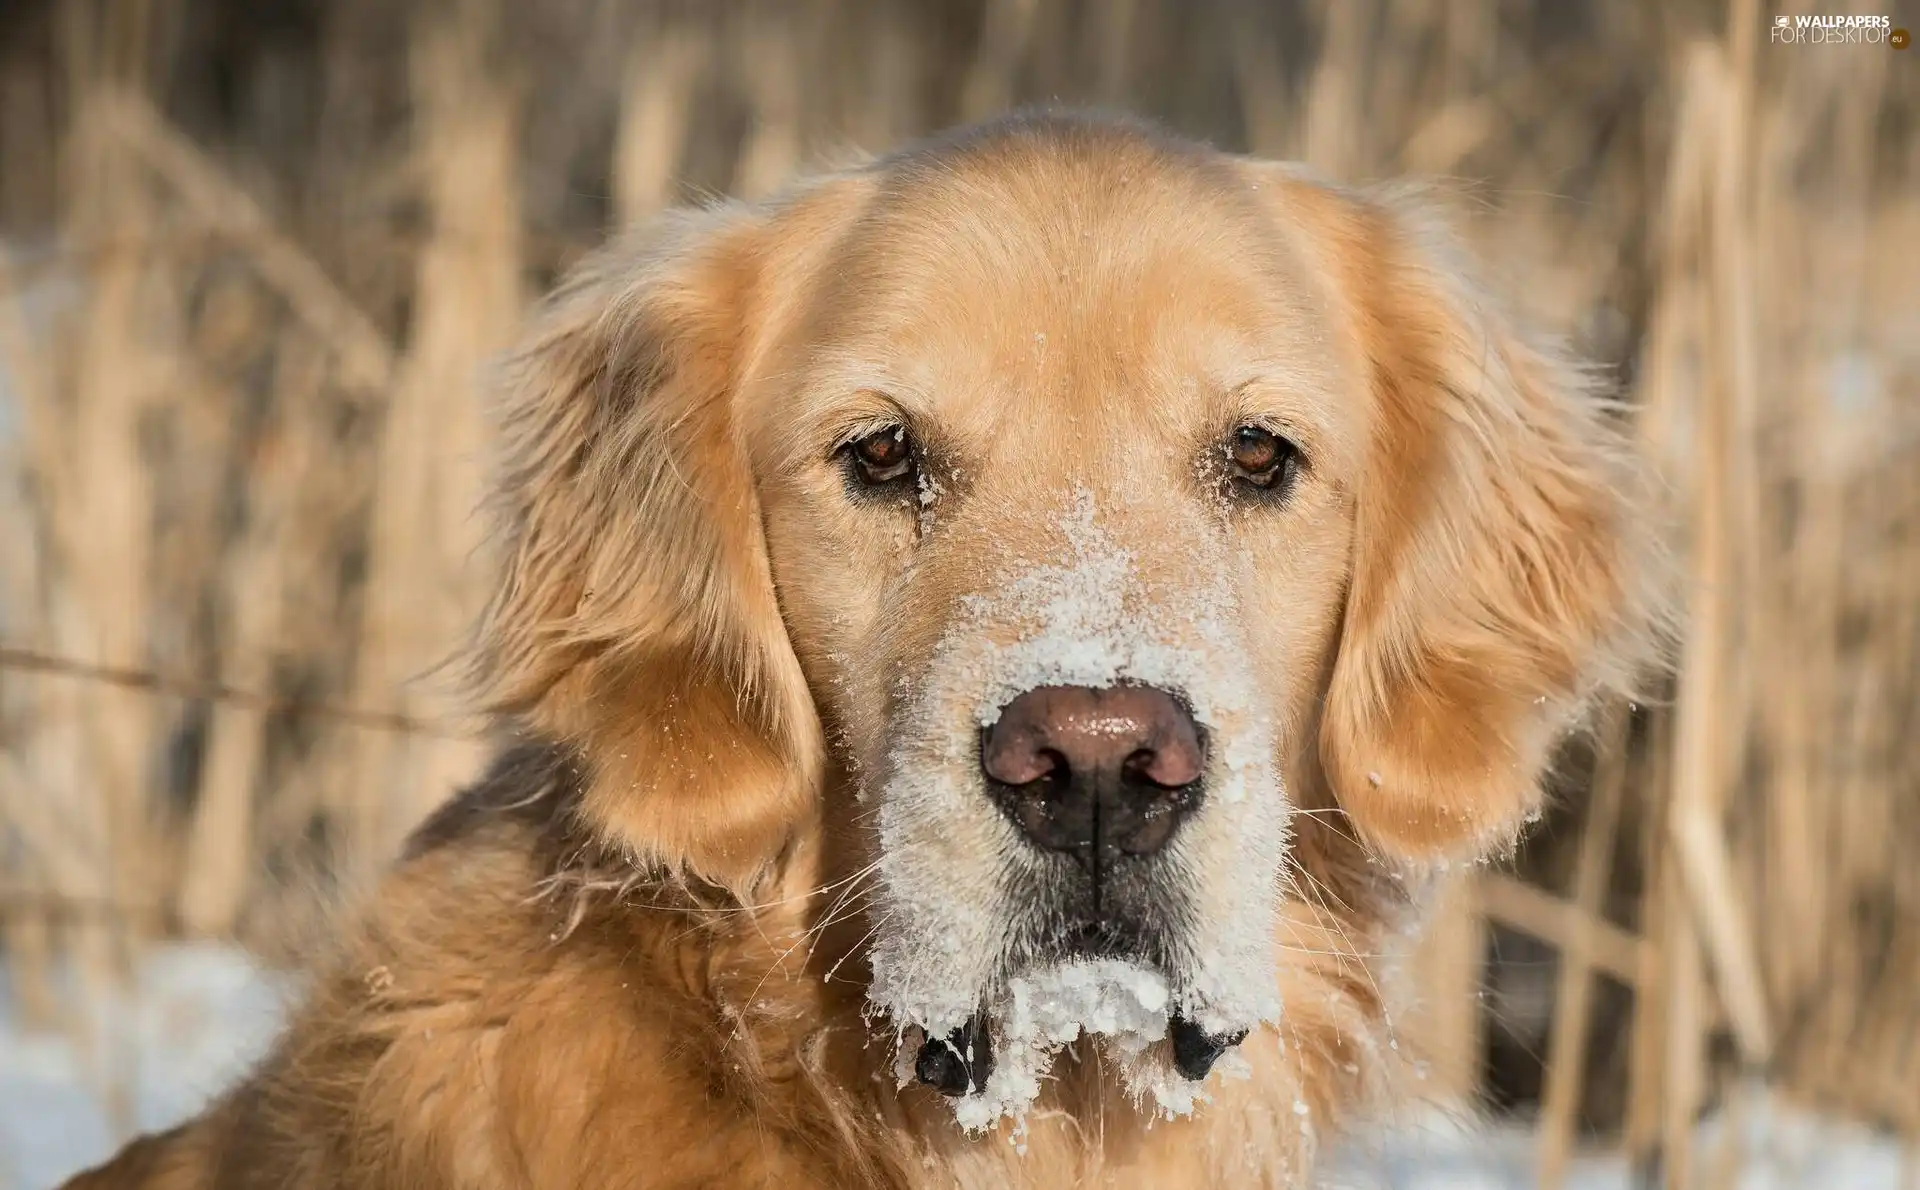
[864,495,1291,1130]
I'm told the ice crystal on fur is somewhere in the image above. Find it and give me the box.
[868,491,1289,1129]
[949,959,1242,1132]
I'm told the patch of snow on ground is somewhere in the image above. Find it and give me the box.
[0,944,294,1188]
[1321,1097,1911,1190]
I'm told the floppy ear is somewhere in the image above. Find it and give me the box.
[475,202,825,890]
[1298,181,1664,861]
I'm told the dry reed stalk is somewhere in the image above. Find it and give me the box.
[1536,706,1631,1188]
[1713,0,1763,789]
[1746,45,1839,1035]
[1624,710,1674,1169]
[1620,37,1717,1186]
[1390,2,1505,174]
[175,320,334,936]
[1439,0,1495,99]
[1399,95,1495,176]
[1299,0,1370,179]
[46,88,399,940]
[212,347,389,953]
[1228,9,1292,158]
[850,7,921,152]
[0,750,61,1036]
[345,7,519,859]
[960,0,1039,121]
[1402,875,1484,1102]
[1617,29,1707,1158]
[1746,34,1912,1132]
[59,96,154,915]
[35,0,172,1134]
[94,95,395,395]
[613,20,709,225]
[1367,0,1439,143]
[1661,895,1706,1190]
[1666,37,1771,1072]
[1475,875,1647,989]
[732,8,805,200]
[0,243,64,1030]
[1087,0,1138,103]
[1647,41,1768,1190]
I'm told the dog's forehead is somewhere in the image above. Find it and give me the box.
[792,136,1350,446]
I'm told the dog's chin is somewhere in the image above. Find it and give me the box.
[869,813,1289,1128]
[882,895,1264,1132]
[869,836,1288,1131]
[898,946,1259,1134]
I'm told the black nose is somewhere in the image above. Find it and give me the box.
[980,684,1205,867]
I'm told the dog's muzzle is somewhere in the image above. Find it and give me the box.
[913,1009,1248,1095]
[905,682,1246,1097]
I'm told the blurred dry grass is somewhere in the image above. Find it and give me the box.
[0,0,1914,1183]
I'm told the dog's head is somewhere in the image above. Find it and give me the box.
[477,113,1659,1126]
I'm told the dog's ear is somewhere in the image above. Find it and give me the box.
[1277,177,1665,861]
[476,198,841,891]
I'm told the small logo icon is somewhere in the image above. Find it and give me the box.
[1893,27,1911,48]
[1774,14,1791,26]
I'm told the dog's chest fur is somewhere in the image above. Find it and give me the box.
[79,755,1387,1190]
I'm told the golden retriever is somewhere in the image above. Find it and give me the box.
[67,110,1663,1189]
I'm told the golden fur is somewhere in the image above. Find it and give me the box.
[67,111,1664,1190]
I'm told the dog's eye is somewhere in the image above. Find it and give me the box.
[1228,426,1300,493]
[845,425,915,487]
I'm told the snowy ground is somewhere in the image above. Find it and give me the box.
[0,945,292,1188]
[1321,1102,1913,1190]
[1,945,1909,1188]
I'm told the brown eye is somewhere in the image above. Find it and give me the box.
[847,425,914,486]
[1228,426,1299,491]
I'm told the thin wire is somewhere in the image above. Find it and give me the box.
[0,644,476,740]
